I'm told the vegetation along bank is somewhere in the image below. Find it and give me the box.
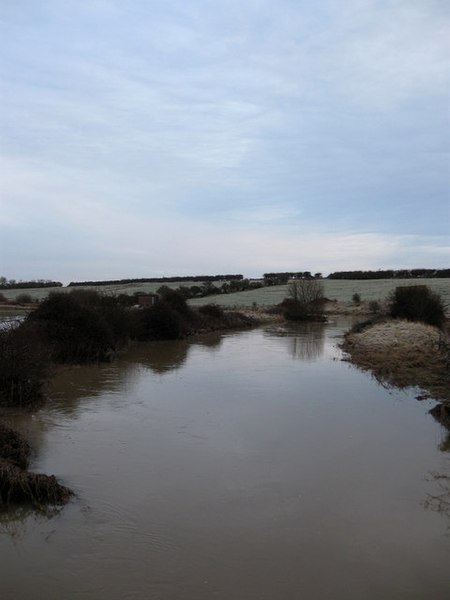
[1,280,449,511]
[0,288,266,511]
[342,285,449,432]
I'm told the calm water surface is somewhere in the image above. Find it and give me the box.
[1,318,449,599]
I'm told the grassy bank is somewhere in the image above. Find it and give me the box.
[342,320,449,401]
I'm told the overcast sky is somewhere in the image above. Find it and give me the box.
[1,0,449,282]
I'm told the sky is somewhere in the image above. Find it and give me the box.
[1,0,449,282]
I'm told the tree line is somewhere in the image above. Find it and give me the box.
[67,274,244,287]
[327,269,450,280]
[0,277,62,289]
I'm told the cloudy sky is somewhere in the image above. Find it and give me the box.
[1,0,449,282]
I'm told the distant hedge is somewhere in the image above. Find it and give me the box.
[68,274,244,287]
[0,278,62,289]
[328,269,450,280]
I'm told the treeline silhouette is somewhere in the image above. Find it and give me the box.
[0,278,62,290]
[263,271,319,285]
[67,274,244,287]
[328,269,450,280]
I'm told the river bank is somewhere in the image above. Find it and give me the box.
[341,318,450,430]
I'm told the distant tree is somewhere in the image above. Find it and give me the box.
[282,279,325,320]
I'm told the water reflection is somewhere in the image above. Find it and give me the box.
[43,334,224,414]
[264,321,325,361]
[424,472,450,525]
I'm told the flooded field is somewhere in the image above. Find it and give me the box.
[0,319,449,599]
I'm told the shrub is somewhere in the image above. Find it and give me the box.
[117,293,135,307]
[156,286,192,317]
[198,303,224,319]
[132,302,184,341]
[369,300,381,314]
[0,422,31,468]
[389,285,446,328]
[0,459,73,507]
[0,323,49,406]
[352,293,361,305]
[282,279,325,321]
[280,297,309,320]
[0,292,7,303]
[15,293,33,304]
[28,292,115,362]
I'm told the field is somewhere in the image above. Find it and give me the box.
[189,278,450,309]
[1,278,449,311]
[0,280,206,302]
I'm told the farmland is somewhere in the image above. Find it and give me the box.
[189,278,450,308]
[1,278,449,311]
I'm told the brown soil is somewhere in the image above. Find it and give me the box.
[342,319,450,405]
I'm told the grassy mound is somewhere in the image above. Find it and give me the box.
[342,319,450,402]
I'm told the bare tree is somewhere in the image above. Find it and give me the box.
[284,278,325,320]
[288,278,323,305]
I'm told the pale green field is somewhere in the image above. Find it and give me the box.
[188,278,450,309]
[0,280,215,302]
[2,278,449,310]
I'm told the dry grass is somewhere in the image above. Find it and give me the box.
[342,319,450,403]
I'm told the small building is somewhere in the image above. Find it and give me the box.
[135,293,158,307]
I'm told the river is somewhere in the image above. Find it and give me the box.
[1,318,449,599]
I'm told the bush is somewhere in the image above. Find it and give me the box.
[28,293,116,362]
[15,293,33,304]
[117,293,135,307]
[0,323,49,406]
[0,292,7,303]
[369,300,381,314]
[0,422,31,468]
[282,279,325,321]
[352,293,361,305]
[0,459,73,507]
[389,285,446,328]
[156,286,192,317]
[132,302,184,341]
[280,297,309,320]
[198,304,224,319]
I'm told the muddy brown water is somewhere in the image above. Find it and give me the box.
[1,318,449,599]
